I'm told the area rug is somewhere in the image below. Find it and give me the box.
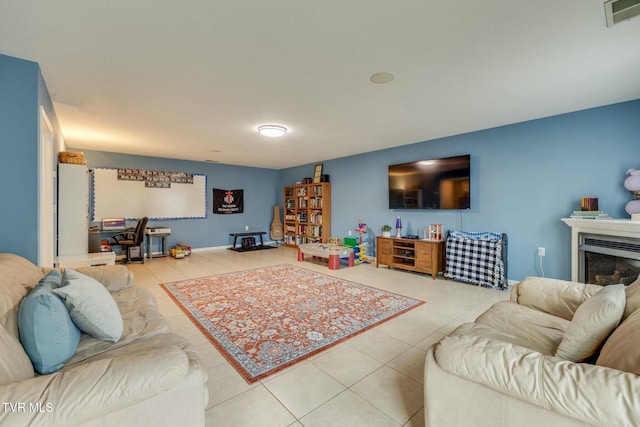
[160,264,424,383]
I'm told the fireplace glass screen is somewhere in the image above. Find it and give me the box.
[584,252,640,286]
[580,233,640,285]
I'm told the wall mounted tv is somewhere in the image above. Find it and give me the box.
[388,154,470,210]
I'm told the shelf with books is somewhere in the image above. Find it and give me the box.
[283,182,331,247]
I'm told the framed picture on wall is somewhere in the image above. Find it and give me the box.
[313,164,323,183]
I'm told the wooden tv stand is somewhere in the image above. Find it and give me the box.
[376,237,444,279]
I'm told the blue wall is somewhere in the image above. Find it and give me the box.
[3,51,639,279]
[0,54,63,263]
[76,150,280,251]
[280,100,640,281]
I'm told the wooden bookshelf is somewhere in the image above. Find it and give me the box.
[283,182,331,247]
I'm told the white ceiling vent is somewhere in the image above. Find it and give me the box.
[605,0,640,26]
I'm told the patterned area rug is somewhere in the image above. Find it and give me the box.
[161,264,424,383]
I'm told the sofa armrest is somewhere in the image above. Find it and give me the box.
[0,346,188,426]
[433,334,640,427]
[510,276,602,320]
[74,265,134,293]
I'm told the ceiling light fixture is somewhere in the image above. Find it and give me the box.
[258,125,287,137]
[370,72,395,84]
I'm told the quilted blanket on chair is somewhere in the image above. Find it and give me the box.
[445,236,506,289]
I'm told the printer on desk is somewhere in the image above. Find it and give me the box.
[146,226,171,235]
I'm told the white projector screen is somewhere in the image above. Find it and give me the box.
[92,168,207,220]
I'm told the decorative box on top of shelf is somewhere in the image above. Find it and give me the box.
[283,182,331,247]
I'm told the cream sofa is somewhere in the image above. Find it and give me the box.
[425,276,640,427]
[0,253,208,426]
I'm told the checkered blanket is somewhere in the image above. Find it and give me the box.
[444,235,506,289]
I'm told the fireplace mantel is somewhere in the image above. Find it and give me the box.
[562,218,640,281]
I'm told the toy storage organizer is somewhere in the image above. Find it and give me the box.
[444,231,508,289]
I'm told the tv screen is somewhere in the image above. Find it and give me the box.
[388,154,470,209]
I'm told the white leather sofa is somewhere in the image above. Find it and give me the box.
[425,275,640,427]
[0,253,208,426]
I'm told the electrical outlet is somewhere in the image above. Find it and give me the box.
[245,225,249,231]
[538,247,546,257]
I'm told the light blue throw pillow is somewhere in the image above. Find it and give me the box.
[53,269,123,342]
[18,270,81,374]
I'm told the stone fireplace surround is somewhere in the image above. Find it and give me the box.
[562,218,640,283]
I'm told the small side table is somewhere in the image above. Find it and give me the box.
[145,228,171,259]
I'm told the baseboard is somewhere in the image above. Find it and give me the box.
[191,245,231,252]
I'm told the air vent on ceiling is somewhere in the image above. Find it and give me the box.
[605,0,640,26]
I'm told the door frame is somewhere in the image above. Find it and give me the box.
[38,106,55,267]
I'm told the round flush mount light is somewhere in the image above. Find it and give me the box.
[370,72,395,84]
[258,125,287,137]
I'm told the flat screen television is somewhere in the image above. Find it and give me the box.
[388,154,470,209]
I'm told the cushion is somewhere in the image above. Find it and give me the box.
[0,253,44,339]
[623,273,640,319]
[468,301,569,355]
[596,307,640,374]
[555,284,625,362]
[53,269,123,342]
[18,270,81,373]
[75,265,133,293]
[0,323,34,386]
[513,276,602,321]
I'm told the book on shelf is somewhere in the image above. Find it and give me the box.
[569,211,611,219]
[572,210,604,215]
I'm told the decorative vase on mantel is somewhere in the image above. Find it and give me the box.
[624,168,640,220]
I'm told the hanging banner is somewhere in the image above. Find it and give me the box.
[213,188,244,214]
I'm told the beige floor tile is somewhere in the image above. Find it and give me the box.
[192,341,228,368]
[348,329,412,363]
[414,331,446,351]
[205,362,256,409]
[205,385,295,427]
[351,365,423,425]
[311,343,382,386]
[300,390,400,427]
[263,362,346,418]
[375,312,438,346]
[404,407,425,427]
[387,347,427,384]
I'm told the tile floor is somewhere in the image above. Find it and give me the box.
[125,247,510,427]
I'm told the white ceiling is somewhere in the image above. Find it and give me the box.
[1,1,639,169]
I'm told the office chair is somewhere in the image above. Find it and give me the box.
[111,217,148,264]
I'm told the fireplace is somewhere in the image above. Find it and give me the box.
[562,218,640,283]
[579,233,640,285]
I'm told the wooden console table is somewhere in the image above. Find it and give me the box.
[376,237,444,279]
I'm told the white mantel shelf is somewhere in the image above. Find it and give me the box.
[561,218,640,281]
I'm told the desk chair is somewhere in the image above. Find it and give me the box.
[111,217,148,264]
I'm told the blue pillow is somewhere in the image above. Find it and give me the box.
[18,270,81,374]
[53,269,123,342]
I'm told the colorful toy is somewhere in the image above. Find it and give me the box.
[354,219,371,264]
